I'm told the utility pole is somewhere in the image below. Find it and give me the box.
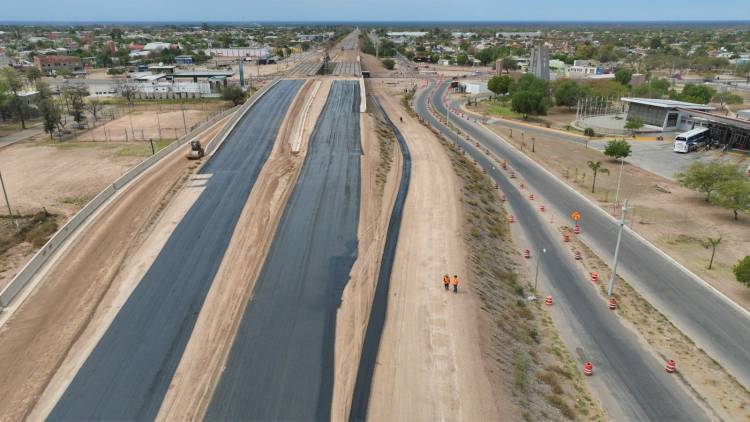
[607,199,628,297]
[0,170,17,228]
[181,102,188,137]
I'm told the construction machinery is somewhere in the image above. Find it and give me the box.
[187,140,205,159]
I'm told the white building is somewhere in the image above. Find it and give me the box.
[143,42,172,52]
[460,81,489,95]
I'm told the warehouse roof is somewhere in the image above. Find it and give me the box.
[621,97,714,110]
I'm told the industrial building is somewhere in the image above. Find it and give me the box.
[621,98,714,131]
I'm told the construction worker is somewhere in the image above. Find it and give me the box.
[443,274,450,291]
[452,275,460,294]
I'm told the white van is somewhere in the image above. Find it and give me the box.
[674,127,709,153]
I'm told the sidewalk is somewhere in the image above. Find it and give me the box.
[0,127,43,150]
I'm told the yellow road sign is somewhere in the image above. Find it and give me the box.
[571,211,581,221]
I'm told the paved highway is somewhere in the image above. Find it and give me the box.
[48,80,303,421]
[435,81,750,391]
[205,80,362,420]
[417,82,708,421]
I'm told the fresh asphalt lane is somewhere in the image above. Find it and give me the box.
[48,79,304,421]
[434,82,750,390]
[205,80,362,421]
[417,83,707,421]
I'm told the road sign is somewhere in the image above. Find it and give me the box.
[571,211,581,221]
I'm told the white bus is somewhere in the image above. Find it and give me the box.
[674,127,710,153]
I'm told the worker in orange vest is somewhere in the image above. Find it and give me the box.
[443,274,450,291]
[452,275,460,294]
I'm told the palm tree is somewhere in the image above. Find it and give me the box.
[702,236,721,270]
[587,160,609,193]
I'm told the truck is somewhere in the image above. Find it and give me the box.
[673,127,709,153]
[187,140,205,159]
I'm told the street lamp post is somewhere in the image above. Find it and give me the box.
[607,199,629,297]
[614,156,625,209]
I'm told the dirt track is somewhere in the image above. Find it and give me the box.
[365,84,501,421]
[0,117,228,421]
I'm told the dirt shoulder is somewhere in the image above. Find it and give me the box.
[373,85,605,421]
[155,79,329,421]
[483,123,750,311]
[367,88,500,421]
[0,117,228,421]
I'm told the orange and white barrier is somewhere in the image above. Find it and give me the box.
[591,271,599,282]
[544,296,553,306]
[608,297,617,310]
[583,362,593,376]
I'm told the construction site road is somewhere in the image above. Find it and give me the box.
[47,79,304,421]
[417,81,708,421]
[349,95,412,421]
[205,80,362,421]
[438,81,750,392]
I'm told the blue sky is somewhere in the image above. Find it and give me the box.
[3,0,750,22]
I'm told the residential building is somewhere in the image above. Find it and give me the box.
[33,55,83,75]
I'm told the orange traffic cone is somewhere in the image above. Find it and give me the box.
[544,296,553,306]
[591,272,599,282]
[665,359,676,373]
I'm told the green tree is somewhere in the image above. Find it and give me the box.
[587,160,609,193]
[631,78,671,98]
[511,91,548,119]
[501,57,518,73]
[584,127,596,138]
[221,85,246,106]
[487,75,512,97]
[553,79,585,110]
[604,139,632,159]
[624,118,644,134]
[677,84,716,104]
[37,97,61,139]
[710,179,750,220]
[63,85,89,126]
[0,67,29,128]
[614,68,633,86]
[26,67,43,84]
[56,67,73,79]
[734,256,750,287]
[701,236,721,270]
[456,53,469,66]
[676,161,743,201]
[381,58,395,70]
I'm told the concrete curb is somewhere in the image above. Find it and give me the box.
[292,80,321,153]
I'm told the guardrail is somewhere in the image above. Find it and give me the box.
[0,101,244,309]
